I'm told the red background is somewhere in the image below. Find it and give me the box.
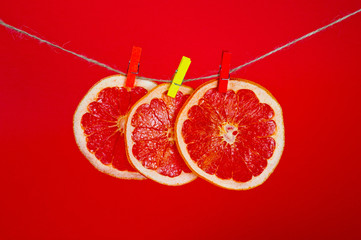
[1,1,361,239]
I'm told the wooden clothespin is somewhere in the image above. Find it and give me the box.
[125,46,142,88]
[218,51,231,93]
[167,56,191,98]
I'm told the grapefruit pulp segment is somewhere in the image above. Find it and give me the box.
[73,75,157,179]
[125,84,197,185]
[175,79,285,190]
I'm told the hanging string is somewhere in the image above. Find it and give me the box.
[1,8,360,83]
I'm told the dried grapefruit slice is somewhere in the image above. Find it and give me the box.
[73,75,157,179]
[125,84,197,185]
[175,79,285,190]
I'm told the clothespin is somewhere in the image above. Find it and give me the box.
[125,46,142,88]
[167,56,191,98]
[218,51,231,93]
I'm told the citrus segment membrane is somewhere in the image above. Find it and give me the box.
[131,91,191,177]
[81,86,147,171]
[175,79,284,190]
[126,84,197,185]
[182,88,276,182]
[73,75,157,179]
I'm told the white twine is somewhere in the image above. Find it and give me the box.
[1,8,360,82]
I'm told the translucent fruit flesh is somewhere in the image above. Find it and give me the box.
[81,86,148,171]
[131,91,192,177]
[181,88,276,182]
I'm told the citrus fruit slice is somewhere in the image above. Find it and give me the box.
[73,75,157,179]
[125,83,197,185]
[175,79,285,190]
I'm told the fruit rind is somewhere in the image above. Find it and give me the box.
[125,83,197,185]
[73,74,157,180]
[175,79,285,190]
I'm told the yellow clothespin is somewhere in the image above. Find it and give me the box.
[167,56,191,98]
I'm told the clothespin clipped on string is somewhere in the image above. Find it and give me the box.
[167,56,191,98]
[125,46,142,88]
[218,51,232,93]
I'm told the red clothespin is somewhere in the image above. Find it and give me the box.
[218,51,231,93]
[125,46,142,88]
